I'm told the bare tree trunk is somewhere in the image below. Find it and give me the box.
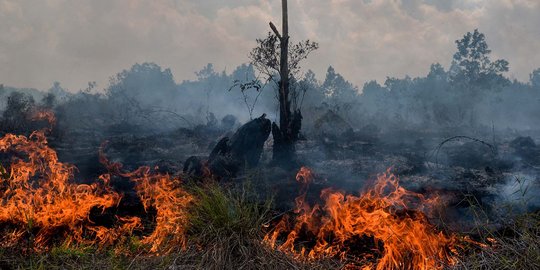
[279,0,289,132]
[271,0,301,165]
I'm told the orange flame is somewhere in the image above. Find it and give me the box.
[0,112,192,253]
[1,110,464,264]
[265,167,459,270]
[31,109,56,127]
[296,166,314,185]
[99,148,193,254]
[0,130,140,249]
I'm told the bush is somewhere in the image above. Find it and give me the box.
[1,92,35,134]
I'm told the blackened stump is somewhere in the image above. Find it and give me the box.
[184,114,271,178]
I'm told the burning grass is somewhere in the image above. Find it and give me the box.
[452,211,540,269]
[0,117,331,268]
[264,167,460,270]
[0,181,334,270]
[98,154,194,254]
[173,182,338,269]
[0,115,539,269]
[0,130,139,250]
[0,129,195,254]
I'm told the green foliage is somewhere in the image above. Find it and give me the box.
[322,66,358,105]
[450,29,509,87]
[50,243,95,258]
[41,93,56,108]
[106,62,178,123]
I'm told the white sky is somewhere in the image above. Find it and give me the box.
[1,0,539,91]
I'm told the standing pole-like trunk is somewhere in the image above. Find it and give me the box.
[272,0,293,165]
[279,0,289,132]
[271,0,302,166]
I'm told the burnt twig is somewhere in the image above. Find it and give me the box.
[429,135,496,167]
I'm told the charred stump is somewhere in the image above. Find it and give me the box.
[184,114,271,179]
[271,109,302,166]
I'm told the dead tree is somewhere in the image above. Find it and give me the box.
[272,0,293,163]
[249,0,317,165]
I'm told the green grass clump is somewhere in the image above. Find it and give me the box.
[166,180,337,270]
[188,181,272,239]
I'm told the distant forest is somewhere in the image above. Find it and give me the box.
[1,29,539,137]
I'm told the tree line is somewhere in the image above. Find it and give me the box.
[1,29,539,140]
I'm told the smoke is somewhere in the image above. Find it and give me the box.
[496,172,540,213]
[1,27,540,228]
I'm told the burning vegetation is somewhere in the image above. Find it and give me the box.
[98,148,193,253]
[0,110,539,269]
[0,110,464,269]
[0,129,131,249]
[0,113,192,254]
[265,167,459,269]
[0,122,459,269]
[1,2,540,269]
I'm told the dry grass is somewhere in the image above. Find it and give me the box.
[0,181,339,270]
[449,175,540,270]
[1,180,538,269]
[451,212,540,270]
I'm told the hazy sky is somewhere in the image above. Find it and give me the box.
[1,0,539,91]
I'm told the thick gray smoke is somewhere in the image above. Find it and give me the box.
[1,29,539,222]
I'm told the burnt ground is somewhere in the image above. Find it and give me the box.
[45,120,540,232]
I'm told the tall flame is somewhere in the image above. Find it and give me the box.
[265,167,458,270]
[1,110,461,265]
[0,130,140,249]
[0,111,192,253]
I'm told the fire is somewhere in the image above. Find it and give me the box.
[132,169,193,253]
[99,147,193,253]
[296,166,314,185]
[0,130,139,249]
[0,112,192,253]
[265,167,459,270]
[31,109,56,127]
[0,110,461,265]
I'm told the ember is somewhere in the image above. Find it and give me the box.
[265,167,459,270]
[31,109,56,127]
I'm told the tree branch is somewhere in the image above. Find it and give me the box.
[269,22,281,39]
